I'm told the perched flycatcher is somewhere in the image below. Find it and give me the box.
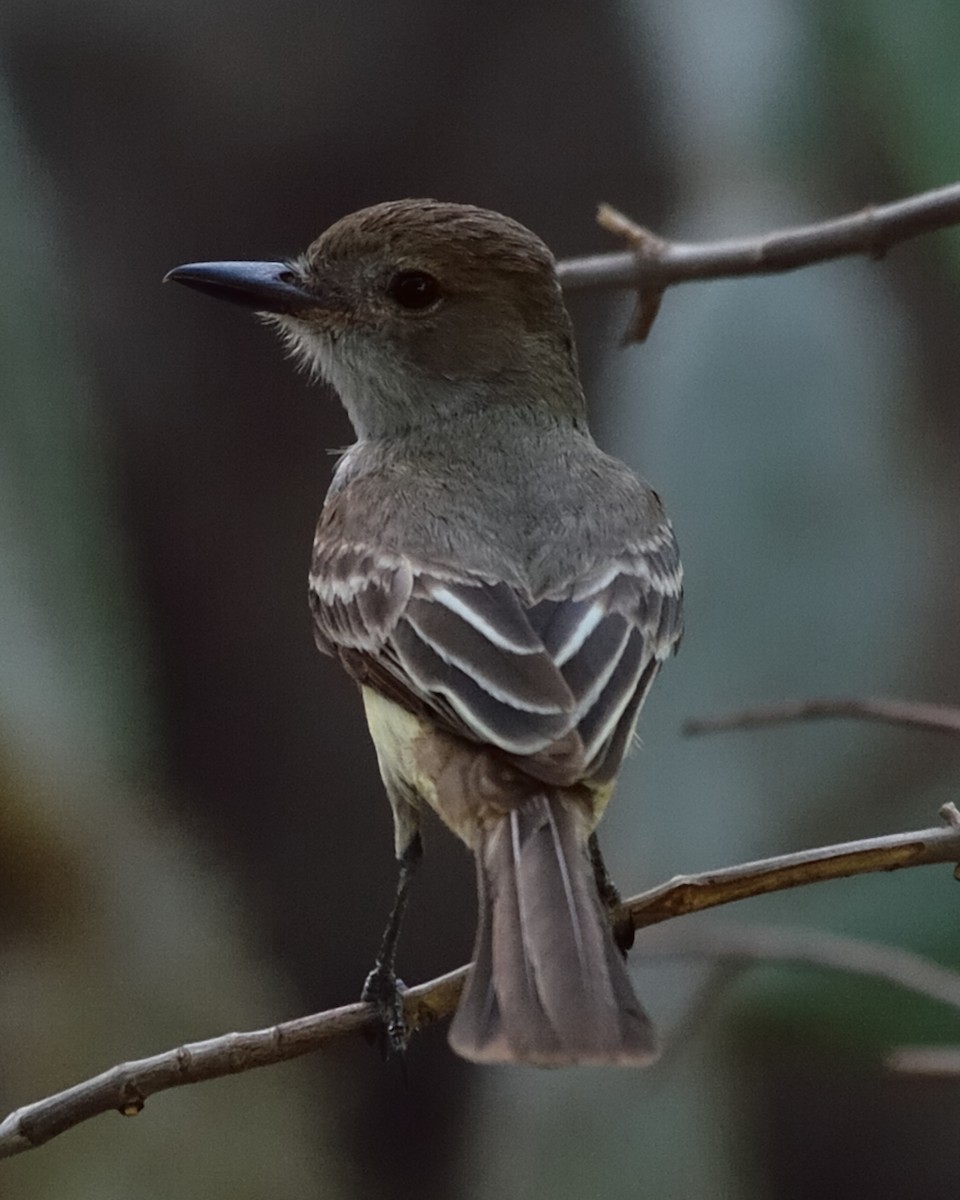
[166,200,683,1066]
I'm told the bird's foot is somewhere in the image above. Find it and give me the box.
[362,964,409,1056]
[588,833,635,956]
[611,909,636,956]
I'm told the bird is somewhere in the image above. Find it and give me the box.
[165,199,683,1066]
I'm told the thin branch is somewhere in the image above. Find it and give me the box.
[559,181,960,293]
[556,181,960,340]
[887,1046,960,1075]
[684,697,960,739]
[623,802,960,928]
[647,923,960,1014]
[646,925,960,1067]
[2,805,959,1159]
[0,966,469,1161]
[593,203,668,342]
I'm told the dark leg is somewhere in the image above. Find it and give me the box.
[361,831,423,1054]
[588,832,635,955]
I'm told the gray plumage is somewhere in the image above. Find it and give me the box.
[309,420,682,779]
[166,199,684,1066]
[451,795,656,1065]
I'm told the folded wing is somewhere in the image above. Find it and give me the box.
[309,527,682,785]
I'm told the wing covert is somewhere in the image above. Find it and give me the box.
[309,523,683,784]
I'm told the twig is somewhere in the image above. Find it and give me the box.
[2,806,959,1159]
[626,802,960,929]
[887,1046,960,1075]
[684,697,960,739]
[557,181,960,340]
[647,923,960,1014]
[647,925,960,1065]
[594,204,668,342]
[0,967,468,1161]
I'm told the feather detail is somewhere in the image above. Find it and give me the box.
[449,793,657,1065]
[308,525,683,782]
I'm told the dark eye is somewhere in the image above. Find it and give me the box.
[387,269,441,309]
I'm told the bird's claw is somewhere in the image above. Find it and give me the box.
[612,912,636,956]
[362,965,409,1055]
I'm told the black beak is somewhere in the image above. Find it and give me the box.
[163,261,318,314]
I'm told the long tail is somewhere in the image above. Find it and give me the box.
[448,793,657,1066]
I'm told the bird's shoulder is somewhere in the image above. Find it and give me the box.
[307,436,682,781]
[315,431,679,592]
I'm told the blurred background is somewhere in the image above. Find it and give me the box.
[2,0,960,1196]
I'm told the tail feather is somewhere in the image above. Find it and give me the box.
[449,794,657,1066]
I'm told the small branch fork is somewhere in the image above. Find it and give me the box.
[557,181,960,341]
[3,804,959,1160]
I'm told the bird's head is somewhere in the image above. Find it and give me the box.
[166,199,584,438]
